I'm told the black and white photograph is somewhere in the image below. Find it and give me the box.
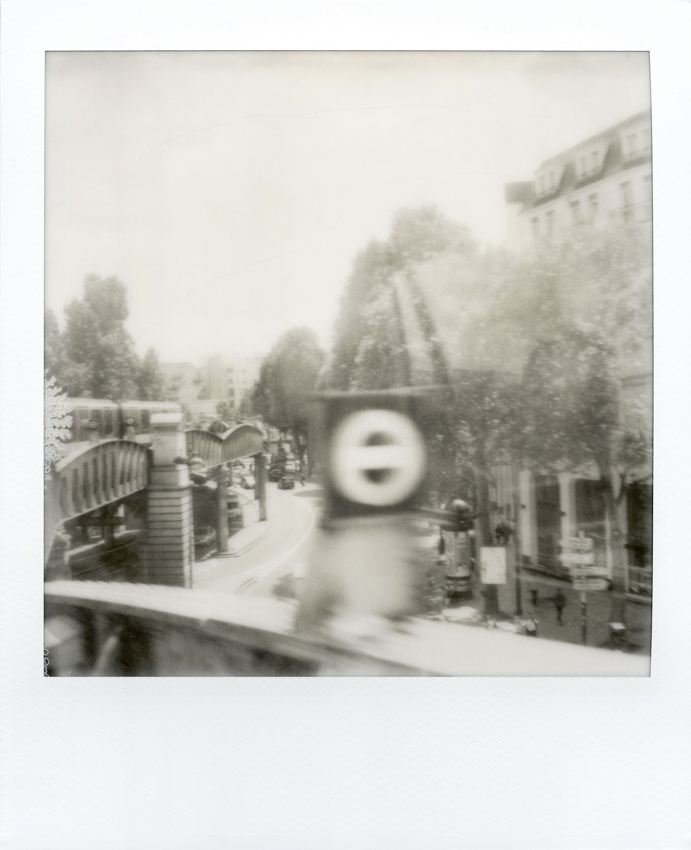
[43,50,653,677]
[2,4,691,849]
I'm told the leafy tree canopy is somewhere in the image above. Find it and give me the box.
[45,275,165,401]
[252,326,324,463]
[326,206,475,391]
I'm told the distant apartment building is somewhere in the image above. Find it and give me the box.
[203,353,262,410]
[506,110,651,251]
[160,362,203,405]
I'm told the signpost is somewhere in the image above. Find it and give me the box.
[559,535,609,645]
[568,566,609,579]
[559,551,595,566]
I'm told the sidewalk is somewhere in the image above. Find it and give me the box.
[499,571,651,653]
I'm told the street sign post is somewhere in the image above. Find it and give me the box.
[568,566,609,579]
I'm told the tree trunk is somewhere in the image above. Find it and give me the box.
[602,474,628,624]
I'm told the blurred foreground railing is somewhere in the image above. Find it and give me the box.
[45,581,649,677]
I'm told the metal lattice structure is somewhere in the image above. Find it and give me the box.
[185,424,264,468]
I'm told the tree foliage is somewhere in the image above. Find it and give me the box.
[325,206,475,391]
[46,275,165,401]
[252,327,325,463]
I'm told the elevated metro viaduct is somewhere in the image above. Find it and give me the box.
[45,413,267,587]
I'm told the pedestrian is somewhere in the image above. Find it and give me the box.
[525,614,538,637]
[300,475,306,487]
[530,588,539,608]
[554,589,567,624]
[494,520,512,546]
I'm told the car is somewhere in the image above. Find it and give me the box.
[268,467,284,482]
[284,460,298,473]
[277,475,295,490]
[238,475,256,490]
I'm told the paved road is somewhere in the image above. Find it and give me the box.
[193,482,321,597]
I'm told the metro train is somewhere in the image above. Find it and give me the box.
[64,398,182,456]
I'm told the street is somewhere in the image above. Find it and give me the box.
[193,481,321,597]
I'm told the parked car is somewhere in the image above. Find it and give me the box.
[268,467,284,482]
[284,460,298,473]
[239,475,256,490]
[277,475,295,490]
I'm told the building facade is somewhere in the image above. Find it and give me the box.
[506,110,652,251]
[502,110,652,594]
[203,353,262,411]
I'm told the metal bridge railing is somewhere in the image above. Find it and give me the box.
[53,439,150,524]
[186,424,264,468]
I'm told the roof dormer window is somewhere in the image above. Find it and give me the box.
[621,123,651,161]
[535,166,562,199]
[575,144,606,180]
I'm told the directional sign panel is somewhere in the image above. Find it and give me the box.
[560,537,594,551]
[572,578,608,592]
[568,566,610,579]
[560,552,595,565]
[330,409,427,507]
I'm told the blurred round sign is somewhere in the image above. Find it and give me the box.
[330,408,426,507]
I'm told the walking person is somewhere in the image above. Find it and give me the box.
[525,613,538,637]
[530,588,539,608]
[554,588,567,625]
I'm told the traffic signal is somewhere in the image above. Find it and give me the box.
[313,389,434,521]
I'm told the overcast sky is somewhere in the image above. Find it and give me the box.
[45,51,650,364]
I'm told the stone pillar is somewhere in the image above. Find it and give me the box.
[254,452,267,521]
[558,472,577,540]
[518,470,537,564]
[214,465,230,555]
[142,413,193,588]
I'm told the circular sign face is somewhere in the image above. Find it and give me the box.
[330,408,427,507]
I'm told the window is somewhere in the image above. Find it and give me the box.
[579,156,587,176]
[570,200,582,225]
[641,126,652,154]
[621,181,633,207]
[531,217,540,238]
[642,175,652,221]
[626,133,638,156]
[642,175,652,203]
[621,181,633,223]
[588,194,599,222]
[545,210,555,235]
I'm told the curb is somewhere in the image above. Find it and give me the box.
[227,520,271,557]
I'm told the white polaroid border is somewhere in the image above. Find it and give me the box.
[2,3,690,849]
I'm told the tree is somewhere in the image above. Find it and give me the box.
[325,206,475,391]
[252,327,324,467]
[49,275,146,399]
[136,348,165,401]
[493,226,653,617]
[520,328,650,616]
